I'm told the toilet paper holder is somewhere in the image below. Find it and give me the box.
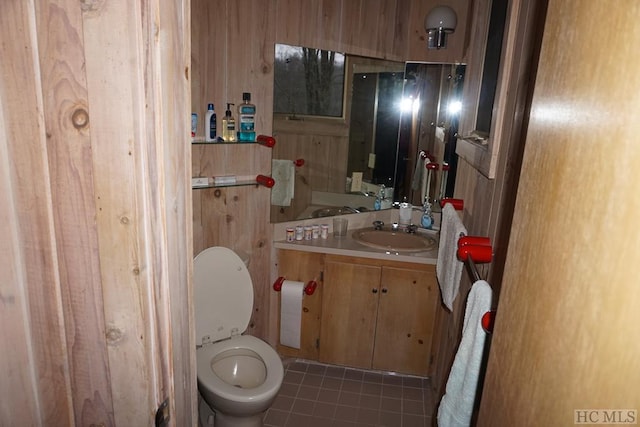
[273,276,318,295]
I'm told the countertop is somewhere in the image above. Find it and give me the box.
[274,227,439,265]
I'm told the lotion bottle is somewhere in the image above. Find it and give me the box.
[237,92,256,142]
[205,103,217,142]
[222,103,236,142]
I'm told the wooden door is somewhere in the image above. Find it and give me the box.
[0,1,194,425]
[319,258,381,369]
[477,1,640,424]
[373,265,438,376]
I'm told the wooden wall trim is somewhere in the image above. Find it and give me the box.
[34,2,115,424]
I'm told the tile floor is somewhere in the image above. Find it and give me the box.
[263,359,436,427]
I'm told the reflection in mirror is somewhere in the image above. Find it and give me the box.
[270,43,464,223]
[399,63,465,209]
[273,44,345,118]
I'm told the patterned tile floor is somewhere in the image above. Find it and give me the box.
[263,359,436,427]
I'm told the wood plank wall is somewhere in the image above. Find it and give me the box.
[1,1,194,425]
[191,0,469,344]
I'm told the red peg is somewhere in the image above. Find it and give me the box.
[442,163,450,171]
[256,175,275,188]
[457,244,493,263]
[294,159,305,167]
[440,198,464,210]
[426,162,439,170]
[256,134,276,147]
[482,310,496,333]
[304,280,318,295]
[273,276,285,291]
[458,236,491,248]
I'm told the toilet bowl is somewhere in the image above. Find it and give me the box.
[194,247,283,427]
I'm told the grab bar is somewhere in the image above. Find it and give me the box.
[456,233,495,333]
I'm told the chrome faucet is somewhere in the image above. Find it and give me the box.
[372,220,384,230]
[341,206,360,214]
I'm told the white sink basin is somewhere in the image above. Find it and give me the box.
[352,228,437,253]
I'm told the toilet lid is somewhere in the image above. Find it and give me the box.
[193,247,253,345]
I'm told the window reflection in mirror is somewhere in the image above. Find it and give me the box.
[274,44,345,118]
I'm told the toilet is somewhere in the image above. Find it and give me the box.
[194,247,284,427]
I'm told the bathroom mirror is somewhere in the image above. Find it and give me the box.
[270,43,465,223]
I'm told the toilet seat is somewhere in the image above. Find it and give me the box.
[197,335,283,403]
[193,247,253,345]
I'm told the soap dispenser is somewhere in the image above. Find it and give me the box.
[222,103,236,142]
[420,197,434,229]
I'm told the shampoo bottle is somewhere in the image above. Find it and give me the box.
[222,103,236,142]
[205,103,217,142]
[237,92,256,142]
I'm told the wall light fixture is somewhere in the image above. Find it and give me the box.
[425,5,457,49]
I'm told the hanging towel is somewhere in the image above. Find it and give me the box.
[411,155,424,191]
[437,280,493,427]
[271,159,295,206]
[437,203,467,310]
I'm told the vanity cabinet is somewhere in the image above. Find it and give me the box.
[318,255,438,376]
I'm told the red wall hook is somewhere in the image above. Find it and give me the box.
[256,174,275,188]
[482,310,496,333]
[256,134,276,147]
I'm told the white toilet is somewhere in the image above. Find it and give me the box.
[194,247,284,427]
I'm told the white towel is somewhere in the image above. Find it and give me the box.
[271,159,295,206]
[437,280,493,427]
[437,203,467,310]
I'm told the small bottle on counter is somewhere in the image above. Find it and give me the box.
[320,224,329,239]
[286,227,295,242]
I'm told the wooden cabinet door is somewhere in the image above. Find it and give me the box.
[319,259,381,369]
[373,265,438,376]
[276,250,325,360]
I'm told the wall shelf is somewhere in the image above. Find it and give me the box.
[192,179,259,190]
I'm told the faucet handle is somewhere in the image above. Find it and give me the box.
[373,220,384,230]
[406,224,418,234]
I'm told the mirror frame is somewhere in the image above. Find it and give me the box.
[456,0,530,179]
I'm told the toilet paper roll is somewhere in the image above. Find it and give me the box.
[279,280,305,349]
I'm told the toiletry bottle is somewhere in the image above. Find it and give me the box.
[222,103,236,142]
[237,92,256,142]
[421,197,433,229]
[399,196,412,226]
[205,103,217,142]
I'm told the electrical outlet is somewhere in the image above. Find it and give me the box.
[350,172,363,192]
[368,153,376,169]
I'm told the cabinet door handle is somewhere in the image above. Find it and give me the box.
[372,288,378,294]
[381,288,388,293]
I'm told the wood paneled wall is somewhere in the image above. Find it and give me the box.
[1,1,194,425]
[191,0,469,344]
